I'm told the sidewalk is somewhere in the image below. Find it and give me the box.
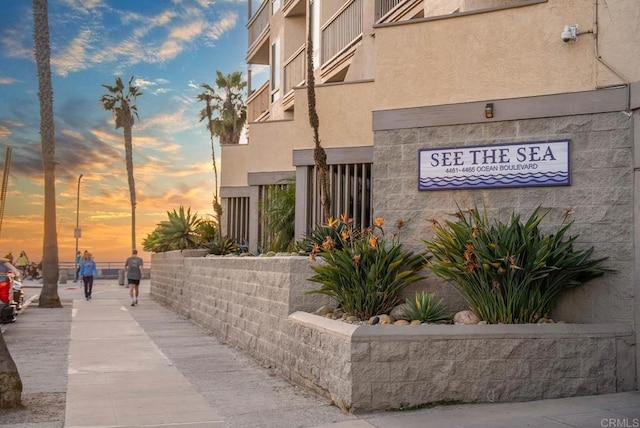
[1,278,639,428]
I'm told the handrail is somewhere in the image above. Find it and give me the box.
[248,0,269,49]
[283,45,306,96]
[321,0,363,65]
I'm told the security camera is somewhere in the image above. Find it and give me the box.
[561,25,578,43]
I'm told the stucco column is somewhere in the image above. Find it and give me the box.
[295,166,309,241]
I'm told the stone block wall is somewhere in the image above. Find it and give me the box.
[151,252,334,367]
[346,321,635,411]
[373,112,634,325]
[150,252,636,412]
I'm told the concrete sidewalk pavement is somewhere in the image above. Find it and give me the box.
[2,278,639,428]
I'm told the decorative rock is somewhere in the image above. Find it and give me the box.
[345,316,359,324]
[453,310,480,325]
[410,320,421,325]
[370,316,380,325]
[315,306,332,316]
[389,304,411,321]
[537,317,553,324]
[478,321,488,325]
[394,320,410,326]
[378,314,395,325]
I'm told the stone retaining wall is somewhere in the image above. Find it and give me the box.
[150,251,636,412]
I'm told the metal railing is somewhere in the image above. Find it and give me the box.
[375,0,404,21]
[248,0,270,49]
[283,46,306,96]
[321,0,363,65]
[247,80,270,122]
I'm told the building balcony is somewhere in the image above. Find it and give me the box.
[375,0,423,23]
[282,45,306,110]
[247,80,270,123]
[283,0,305,17]
[320,0,363,82]
[247,0,270,64]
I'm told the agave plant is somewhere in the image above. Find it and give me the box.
[153,206,202,251]
[206,235,240,255]
[197,218,218,243]
[142,230,171,253]
[403,291,451,323]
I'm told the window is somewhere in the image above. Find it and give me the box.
[271,38,281,102]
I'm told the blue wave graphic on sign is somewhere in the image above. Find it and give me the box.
[419,171,570,190]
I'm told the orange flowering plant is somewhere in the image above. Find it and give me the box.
[306,215,426,320]
[424,203,614,324]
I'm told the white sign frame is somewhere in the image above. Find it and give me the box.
[418,140,570,191]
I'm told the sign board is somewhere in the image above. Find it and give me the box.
[74,228,82,238]
[418,140,570,191]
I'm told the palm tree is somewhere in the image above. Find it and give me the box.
[34,0,61,310]
[100,76,142,252]
[0,0,61,409]
[306,7,330,220]
[197,71,247,235]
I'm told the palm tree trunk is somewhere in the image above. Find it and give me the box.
[306,7,331,221]
[0,331,21,408]
[124,122,136,251]
[33,0,61,308]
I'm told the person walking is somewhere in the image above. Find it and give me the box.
[79,252,97,300]
[125,249,143,306]
[15,251,29,277]
[74,251,82,282]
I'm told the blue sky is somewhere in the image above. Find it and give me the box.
[0,0,251,263]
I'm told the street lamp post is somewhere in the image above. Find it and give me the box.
[74,174,83,281]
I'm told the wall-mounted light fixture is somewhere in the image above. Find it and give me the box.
[485,103,494,119]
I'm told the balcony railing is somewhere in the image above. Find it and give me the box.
[248,0,269,49]
[321,0,363,65]
[283,46,306,96]
[247,80,270,122]
[375,0,404,21]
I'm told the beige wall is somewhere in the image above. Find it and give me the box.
[220,144,250,187]
[241,80,375,176]
[374,0,639,110]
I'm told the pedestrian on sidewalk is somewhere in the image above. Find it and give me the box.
[79,252,97,300]
[15,251,29,277]
[125,249,143,306]
[74,250,82,282]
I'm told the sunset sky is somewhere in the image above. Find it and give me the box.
[0,0,252,265]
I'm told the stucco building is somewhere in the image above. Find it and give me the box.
[219,0,640,388]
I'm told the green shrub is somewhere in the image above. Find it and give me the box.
[424,204,614,324]
[258,179,296,252]
[307,216,425,320]
[404,291,451,323]
[206,235,240,255]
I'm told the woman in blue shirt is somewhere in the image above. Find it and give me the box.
[79,252,97,300]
